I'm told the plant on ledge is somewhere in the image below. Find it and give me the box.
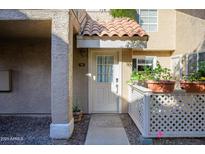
[110,9,137,20]
[129,66,152,85]
[129,63,175,93]
[73,103,83,123]
[180,61,205,93]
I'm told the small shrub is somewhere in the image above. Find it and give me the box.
[129,63,173,84]
[73,104,81,112]
[110,9,137,20]
[183,61,205,82]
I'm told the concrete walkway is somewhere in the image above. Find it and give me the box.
[85,114,130,145]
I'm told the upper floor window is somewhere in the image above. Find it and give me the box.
[137,9,158,32]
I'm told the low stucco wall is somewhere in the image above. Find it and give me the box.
[0,39,51,114]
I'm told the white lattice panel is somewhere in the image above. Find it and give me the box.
[128,89,145,134]
[129,85,205,138]
[149,94,205,137]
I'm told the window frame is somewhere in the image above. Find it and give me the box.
[137,9,158,32]
[132,56,157,72]
[171,55,183,79]
[186,51,205,75]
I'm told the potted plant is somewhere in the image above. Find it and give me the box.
[180,61,205,93]
[146,64,175,93]
[73,104,83,123]
[129,63,175,93]
[129,71,147,87]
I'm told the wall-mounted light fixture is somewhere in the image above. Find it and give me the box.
[79,49,87,58]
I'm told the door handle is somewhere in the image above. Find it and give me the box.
[116,84,119,94]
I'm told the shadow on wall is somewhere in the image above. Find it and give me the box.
[174,10,205,78]
[195,34,205,52]
[177,9,205,20]
[0,9,71,114]
[176,9,205,52]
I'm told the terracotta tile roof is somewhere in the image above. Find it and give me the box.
[81,18,148,39]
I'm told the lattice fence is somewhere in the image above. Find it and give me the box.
[129,85,205,138]
[149,93,205,137]
[128,88,145,134]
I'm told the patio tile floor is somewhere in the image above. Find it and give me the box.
[85,114,130,145]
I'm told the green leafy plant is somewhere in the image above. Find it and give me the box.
[129,63,173,84]
[152,63,172,81]
[73,104,81,112]
[110,9,137,20]
[129,66,152,84]
[183,61,205,82]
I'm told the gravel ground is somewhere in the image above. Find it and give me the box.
[1,114,205,145]
[120,114,205,145]
[120,114,141,144]
[0,114,90,145]
[53,114,91,145]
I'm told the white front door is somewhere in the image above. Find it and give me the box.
[90,51,120,113]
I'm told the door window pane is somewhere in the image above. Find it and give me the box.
[97,56,114,83]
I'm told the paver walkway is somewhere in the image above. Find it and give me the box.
[85,114,130,145]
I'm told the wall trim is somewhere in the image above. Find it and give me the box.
[77,36,147,49]
[88,49,92,113]
[50,118,74,139]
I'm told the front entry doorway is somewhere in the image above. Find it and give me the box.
[89,49,121,113]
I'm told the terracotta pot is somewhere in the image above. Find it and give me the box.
[146,80,175,93]
[180,81,205,93]
[73,111,83,122]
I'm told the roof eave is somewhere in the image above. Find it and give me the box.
[77,35,149,41]
[76,35,148,49]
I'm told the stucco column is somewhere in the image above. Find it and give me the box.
[50,11,74,139]
[121,49,132,113]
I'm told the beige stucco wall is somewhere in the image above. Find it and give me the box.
[146,9,176,50]
[86,10,113,21]
[0,39,51,114]
[174,10,205,55]
[73,46,89,113]
[121,49,132,113]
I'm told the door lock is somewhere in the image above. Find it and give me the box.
[116,84,119,94]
